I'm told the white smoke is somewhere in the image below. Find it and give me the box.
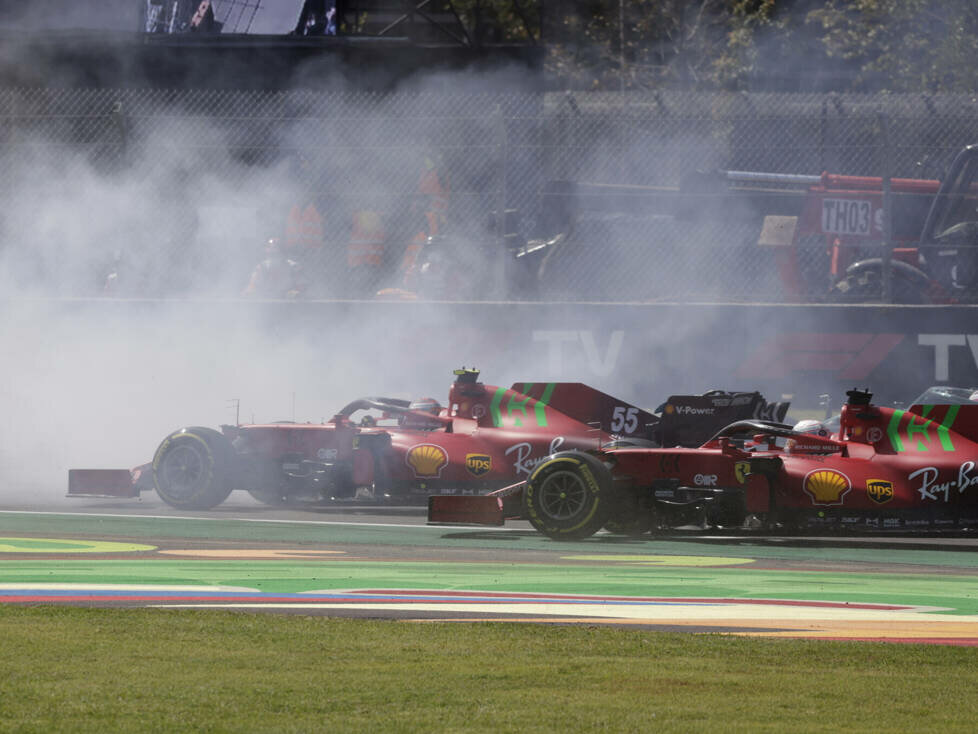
[0,10,837,508]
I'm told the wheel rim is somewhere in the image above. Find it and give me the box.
[537,469,589,520]
[159,444,205,499]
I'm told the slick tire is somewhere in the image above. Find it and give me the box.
[153,427,234,510]
[523,452,614,540]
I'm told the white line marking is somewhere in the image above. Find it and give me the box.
[0,509,528,532]
[0,583,260,592]
[145,602,978,623]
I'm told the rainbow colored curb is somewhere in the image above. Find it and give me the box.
[2,512,978,645]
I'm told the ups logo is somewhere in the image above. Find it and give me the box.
[866,479,894,504]
[465,454,492,477]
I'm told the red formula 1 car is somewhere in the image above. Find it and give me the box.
[429,389,978,538]
[68,368,786,511]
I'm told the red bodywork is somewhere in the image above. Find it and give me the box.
[227,378,639,499]
[765,145,978,302]
[771,173,941,299]
[429,391,978,535]
[68,370,658,506]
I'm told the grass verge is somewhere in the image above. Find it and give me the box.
[1,606,976,733]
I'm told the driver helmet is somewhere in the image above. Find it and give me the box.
[409,397,442,416]
[792,418,829,437]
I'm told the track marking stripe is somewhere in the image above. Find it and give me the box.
[0,537,156,553]
[158,549,345,559]
[0,510,469,531]
[562,554,754,566]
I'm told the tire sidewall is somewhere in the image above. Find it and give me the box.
[153,428,232,509]
[524,452,612,540]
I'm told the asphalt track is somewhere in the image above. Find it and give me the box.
[2,494,978,646]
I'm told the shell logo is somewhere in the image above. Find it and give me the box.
[406,444,449,478]
[803,468,851,506]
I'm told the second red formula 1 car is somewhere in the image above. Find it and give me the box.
[68,368,787,510]
[429,389,978,538]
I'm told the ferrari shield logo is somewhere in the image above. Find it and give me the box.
[465,454,492,477]
[734,461,750,485]
[866,478,894,504]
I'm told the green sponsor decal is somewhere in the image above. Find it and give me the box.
[490,387,506,427]
[491,383,555,428]
[506,391,532,427]
[886,405,959,453]
[534,382,555,427]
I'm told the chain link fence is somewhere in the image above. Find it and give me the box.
[2,87,978,302]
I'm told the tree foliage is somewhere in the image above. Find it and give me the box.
[546,0,779,90]
[451,0,543,43]
[806,0,978,92]
[462,0,978,92]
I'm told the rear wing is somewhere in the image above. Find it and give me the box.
[653,392,790,448]
[510,382,656,439]
[509,383,788,447]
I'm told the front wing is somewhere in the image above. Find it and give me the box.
[427,495,506,526]
[67,464,151,499]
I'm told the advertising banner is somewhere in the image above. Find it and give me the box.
[12,299,977,418]
[263,301,978,411]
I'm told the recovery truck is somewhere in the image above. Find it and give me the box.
[543,144,978,303]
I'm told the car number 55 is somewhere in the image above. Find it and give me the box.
[611,406,639,434]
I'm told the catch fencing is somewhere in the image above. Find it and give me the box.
[2,87,978,302]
